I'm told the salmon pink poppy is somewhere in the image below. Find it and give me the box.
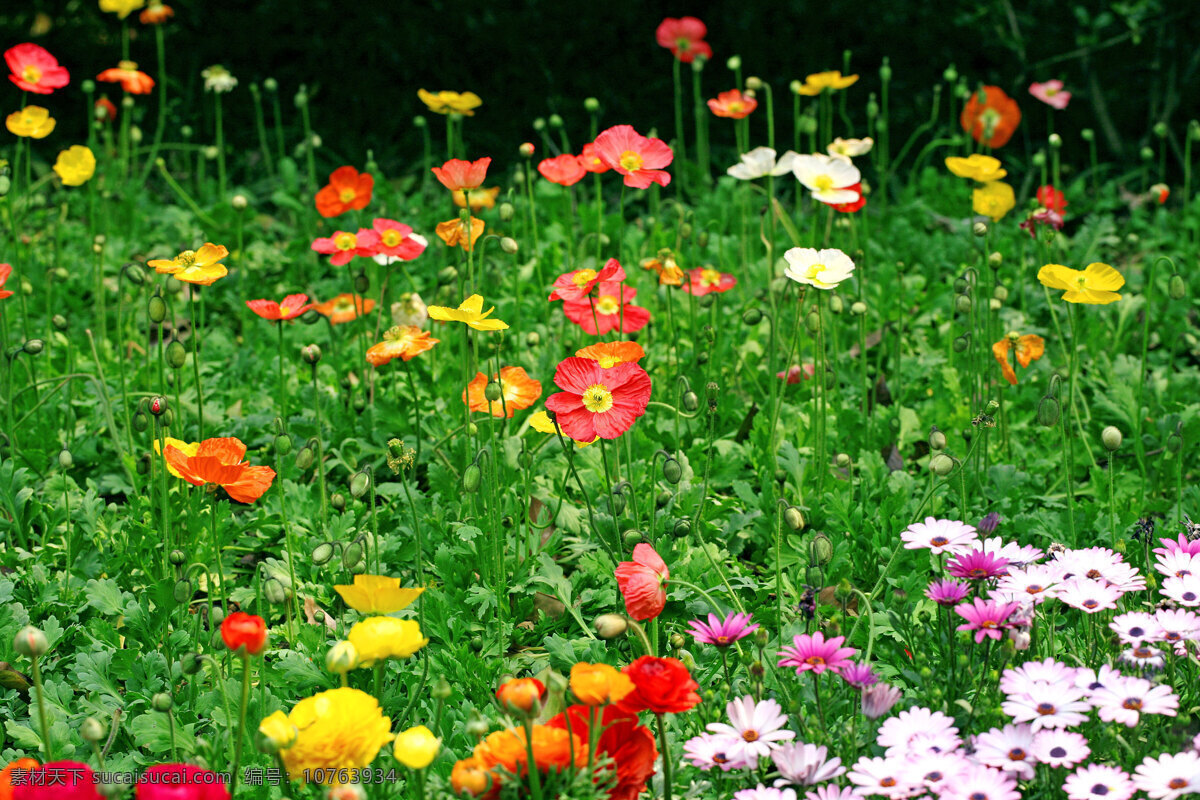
[246,293,312,321]
[579,143,611,174]
[96,61,154,94]
[371,219,426,260]
[548,258,626,302]
[1029,80,1070,110]
[537,154,587,187]
[315,166,374,218]
[708,89,757,119]
[1037,185,1068,214]
[0,263,13,300]
[463,366,543,418]
[549,705,657,800]
[683,266,737,296]
[164,437,276,504]
[656,17,712,63]
[593,125,673,189]
[561,282,650,335]
[961,86,1022,149]
[432,157,491,192]
[5,43,70,94]
[311,229,380,266]
[435,217,485,251]
[614,543,669,619]
[544,357,651,442]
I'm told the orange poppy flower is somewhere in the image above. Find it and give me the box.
[139,2,173,23]
[452,186,501,211]
[315,166,374,218]
[642,250,685,286]
[537,154,587,187]
[463,366,542,418]
[0,263,14,300]
[961,86,1022,149]
[991,333,1045,385]
[96,60,155,94]
[313,293,375,325]
[365,326,439,366]
[164,437,276,503]
[473,724,586,778]
[436,217,485,251]
[450,756,492,797]
[432,157,491,192]
[575,341,645,368]
[707,89,757,119]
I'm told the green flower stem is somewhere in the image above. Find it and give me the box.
[190,291,205,438]
[31,654,53,760]
[311,361,329,533]
[277,321,287,420]
[275,449,299,644]
[137,25,170,189]
[249,83,275,178]
[269,84,286,164]
[656,713,674,800]
[523,717,544,800]
[691,62,709,181]
[230,652,252,793]
[298,88,317,192]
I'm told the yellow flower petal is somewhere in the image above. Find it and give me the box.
[334,575,424,615]
[1037,264,1076,291]
[154,437,199,479]
[1081,262,1125,292]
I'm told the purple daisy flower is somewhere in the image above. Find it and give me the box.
[926,579,971,606]
[838,661,879,689]
[777,632,857,676]
[948,549,1010,581]
[688,611,760,647]
[954,598,1022,643]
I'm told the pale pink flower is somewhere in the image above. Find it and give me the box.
[706,695,796,762]
[1091,674,1178,726]
[1132,751,1200,800]
[901,517,979,555]
[846,756,917,799]
[1001,682,1091,731]
[941,763,1021,800]
[1063,764,1134,800]
[1000,658,1077,696]
[862,683,902,719]
[974,723,1039,780]
[1033,729,1091,767]
[683,731,754,772]
[876,707,959,757]
[1029,80,1071,110]
[772,743,845,787]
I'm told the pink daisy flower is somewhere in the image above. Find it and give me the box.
[994,564,1064,605]
[1110,611,1165,645]
[901,751,971,794]
[735,787,798,800]
[974,723,1038,781]
[862,683,902,719]
[1001,682,1091,731]
[706,696,796,762]
[901,517,979,555]
[1029,79,1071,110]
[805,787,864,800]
[948,550,1010,581]
[847,756,917,799]
[1154,550,1200,580]
[772,743,846,787]
[1132,752,1200,800]
[1091,675,1178,726]
[876,707,959,757]
[683,731,754,772]
[1162,574,1200,606]
[688,612,759,647]
[1120,644,1167,669]
[1155,532,1200,559]
[1063,764,1134,800]
[838,661,879,689]
[955,598,1022,643]
[927,579,971,606]
[999,658,1077,696]
[941,763,1021,800]
[1033,729,1091,767]
[778,632,857,676]
[1073,664,1125,696]
[1155,608,1200,646]
[1057,577,1124,613]
[980,535,1045,565]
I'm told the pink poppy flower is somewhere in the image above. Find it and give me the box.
[371,219,426,260]
[614,543,669,620]
[5,43,70,94]
[549,259,626,302]
[538,154,587,187]
[311,229,380,266]
[431,156,491,192]
[655,17,713,63]
[683,266,737,296]
[579,142,611,174]
[1029,80,1071,110]
[246,293,312,321]
[593,125,674,189]
[777,364,815,384]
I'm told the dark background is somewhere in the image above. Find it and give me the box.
[3,0,1198,179]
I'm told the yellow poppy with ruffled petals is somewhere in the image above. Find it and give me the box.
[6,106,56,139]
[53,145,96,186]
[796,71,859,96]
[1038,263,1125,305]
[148,243,229,285]
[945,154,1007,182]
[972,181,1015,221]
[347,617,428,666]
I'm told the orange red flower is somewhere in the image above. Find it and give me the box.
[366,326,438,367]
[549,259,626,303]
[544,357,651,441]
[164,437,276,503]
[432,157,491,192]
[246,293,312,321]
[575,341,645,368]
[473,725,586,779]
[615,543,669,620]
[567,663,635,706]
[562,282,650,335]
[463,367,542,418]
[832,182,867,214]
[0,263,13,301]
[496,678,545,714]
[315,166,374,218]
[642,251,685,286]
[435,217,485,251]
[1,758,40,798]
[538,154,587,187]
[617,656,701,715]
[139,2,174,23]
[592,125,673,189]
[683,266,737,296]
[548,704,657,800]
[707,89,757,119]
[371,219,427,260]
[95,96,118,123]
[992,334,1045,385]
[313,293,375,325]
[311,229,380,266]
[96,61,155,94]
[655,17,712,63]
[961,85,1022,149]
[579,143,611,174]
[1037,185,1067,214]
[5,43,69,94]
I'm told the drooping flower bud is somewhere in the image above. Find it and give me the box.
[593,613,628,639]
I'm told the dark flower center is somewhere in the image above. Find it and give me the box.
[970,793,988,800]
[1168,779,1187,789]
[742,730,759,742]
[1183,592,1197,601]
[931,536,949,546]
[880,778,897,788]
[1036,703,1056,715]
[926,771,944,781]
[1091,784,1110,796]
[1086,569,1102,579]
[1122,698,1142,710]
[1083,599,1098,609]
[1050,747,1067,758]
[1129,627,1144,636]
[969,568,988,578]
[1008,748,1026,761]
[1026,585,1043,594]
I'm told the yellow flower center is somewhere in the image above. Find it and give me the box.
[597,355,622,368]
[339,188,357,203]
[814,174,834,192]
[381,229,402,247]
[1045,87,1058,96]
[334,297,355,313]
[700,268,722,286]
[728,101,743,113]
[118,60,138,71]
[335,233,357,251]
[619,150,644,172]
[22,65,42,84]
[572,269,598,287]
[806,263,827,281]
[279,304,293,316]
[178,250,197,267]
[595,295,620,315]
[582,384,614,413]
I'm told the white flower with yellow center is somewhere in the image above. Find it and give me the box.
[784,247,855,291]
[726,146,801,180]
[827,137,874,161]
[790,154,860,205]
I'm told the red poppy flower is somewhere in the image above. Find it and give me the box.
[561,282,650,335]
[655,17,712,63]
[1036,185,1067,213]
[136,764,229,800]
[592,125,673,189]
[777,364,815,384]
[960,85,1021,149]
[614,543,668,620]
[579,143,611,174]
[432,157,492,192]
[537,154,587,187]
[246,293,311,321]
[311,229,380,266]
[372,218,426,260]
[707,89,756,119]
[164,437,276,504]
[496,678,546,714]
[463,366,543,418]
[220,611,268,655]
[617,656,701,715]
[94,96,117,123]
[549,259,626,302]
[315,166,374,218]
[548,704,657,800]
[832,182,866,213]
[0,263,13,300]
[544,357,651,442]
[5,43,70,95]
[683,266,737,296]
[96,61,154,94]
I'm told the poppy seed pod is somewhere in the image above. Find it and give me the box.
[349,470,371,499]
[301,344,322,364]
[463,463,482,493]
[169,549,186,565]
[663,457,682,484]
[742,308,763,326]
[784,506,805,531]
[148,294,167,323]
[1169,274,1186,300]
[1101,426,1122,452]
[311,542,334,565]
[294,446,314,470]
[166,340,187,369]
[594,613,628,639]
[929,453,955,476]
[13,626,48,657]
[1037,394,1061,427]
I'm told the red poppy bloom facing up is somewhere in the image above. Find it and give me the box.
[592,125,673,189]
[579,143,611,174]
[96,61,154,94]
[544,357,651,442]
[432,156,492,192]
[0,263,13,300]
[707,89,757,119]
[683,266,737,296]
[832,182,866,213]
[617,656,701,715]
[548,258,626,302]
[315,166,375,218]
[1037,185,1068,213]
[548,704,658,800]
[655,17,712,63]
[5,43,70,94]
[372,218,427,260]
[538,154,587,187]
[163,437,276,503]
[220,611,268,655]
[311,229,380,266]
[463,366,542,418]
[246,293,312,321]
[960,85,1022,149]
[614,543,668,620]
[561,282,650,335]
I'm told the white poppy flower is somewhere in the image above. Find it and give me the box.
[727,147,803,180]
[791,154,861,205]
[784,247,855,290]
[827,137,874,161]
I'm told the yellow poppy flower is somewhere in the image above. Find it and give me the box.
[972,181,1015,221]
[796,71,859,96]
[418,89,482,116]
[257,710,298,750]
[333,575,424,615]
[1038,262,1125,305]
[99,0,145,17]
[148,243,229,285]
[346,617,428,666]
[153,437,199,479]
[6,106,56,139]
[393,725,441,770]
[529,409,596,447]
[945,154,1007,182]
[427,294,508,331]
[53,145,96,186]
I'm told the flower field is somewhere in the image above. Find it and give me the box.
[1,7,1199,800]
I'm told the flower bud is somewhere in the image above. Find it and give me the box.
[584,97,600,112]
[301,344,322,365]
[152,692,173,712]
[264,578,287,605]
[745,75,763,90]
[354,273,370,294]
[829,295,844,314]
[1101,426,1122,452]
[437,266,458,285]
[81,716,106,742]
[993,285,1009,302]
[1140,146,1154,162]
[953,335,969,353]
[1048,133,1062,149]
[484,381,503,403]
[929,453,955,476]
[148,294,167,323]
[929,428,947,450]
[294,446,315,470]
[500,237,518,255]
[526,331,540,347]
[670,633,686,650]
[149,396,168,416]
[51,314,68,331]
[1169,274,1186,300]
[850,301,866,315]
[132,409,149,432]
[326,641,358,674]
[988,298,1002,311]
[173,579,192,603]
[656,490,672,508]
[466,712,490,739]
[342,541,363,570]
[622,529,642,548]
[13,626,48,658]
[1037,394,1061,428]
[548,114,563,129]
[742,308,763,326]
[1081,128,1094,142]
[663,457,682,484]
[1153,121,1169,139]
[835,453,851,468]
[810,533,833,564]
[273,433,292,456]
[463,463,482,493]
[943,64,958,82]
[594,613,628,639]
[350,470,371,499]
[784,506,805,531]
[988,251,1003,269]
[498,202,515,222]
[169,549,186,566]
[58,448,73,469]
[879,58,892,82]
[519,141,536,157]
[673,518,691,537]
[681,391,699,412]
[311,542,335,565]
[166,340,187,369]
[331,492,346,511]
